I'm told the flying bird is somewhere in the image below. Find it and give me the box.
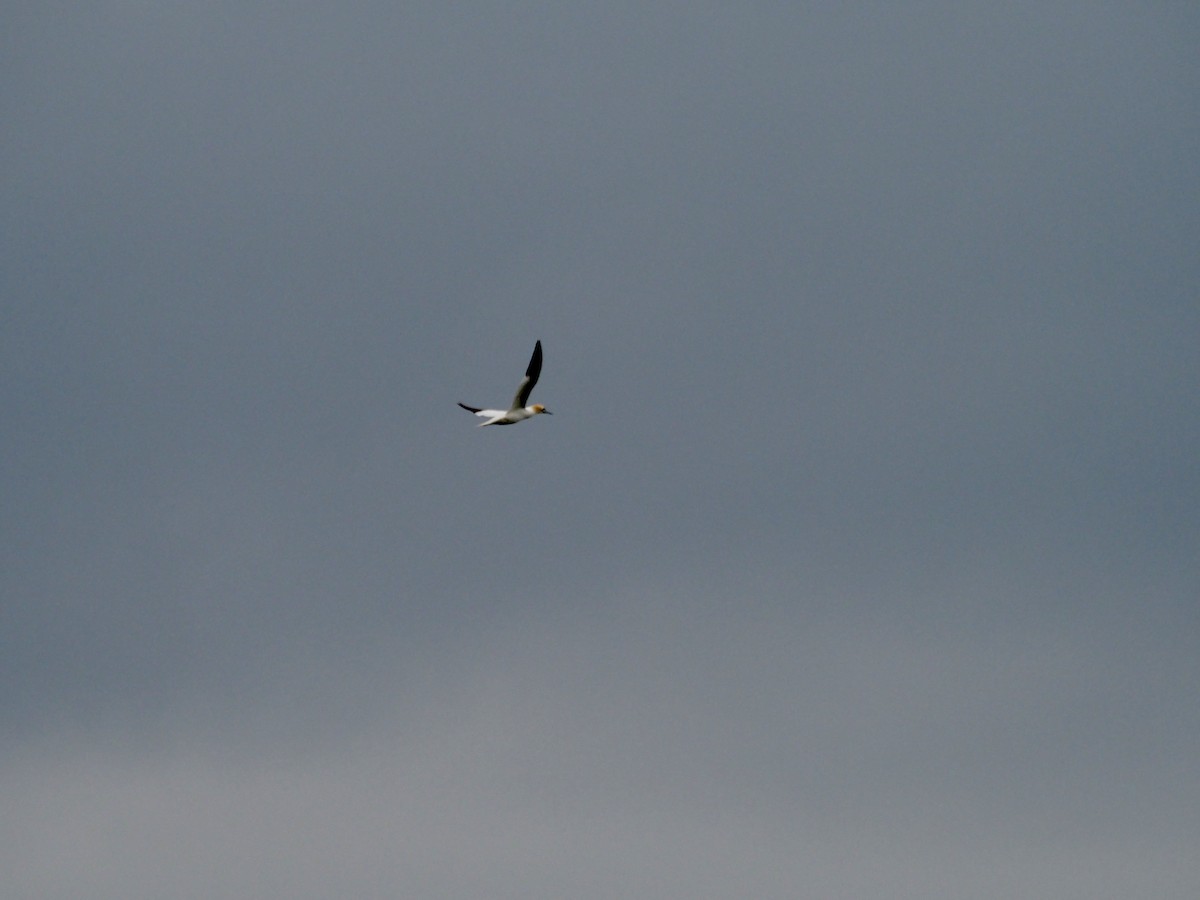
[458,340,552,426]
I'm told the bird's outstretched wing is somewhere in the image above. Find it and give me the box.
[511,340,542,410]
[458,402,505,418]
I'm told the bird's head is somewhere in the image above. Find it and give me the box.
[532,404,552,415]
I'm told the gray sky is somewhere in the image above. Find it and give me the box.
[3,3,1198,897]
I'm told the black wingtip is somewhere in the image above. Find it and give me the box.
[458,402,481,413]
[526,340,543,379]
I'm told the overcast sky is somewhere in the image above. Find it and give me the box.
[3,3,1198,898]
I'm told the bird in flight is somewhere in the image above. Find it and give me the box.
[458,340,552,427]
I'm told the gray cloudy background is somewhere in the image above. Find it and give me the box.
[3,3,1198,898]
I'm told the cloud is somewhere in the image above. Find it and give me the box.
[2,3,1197,896]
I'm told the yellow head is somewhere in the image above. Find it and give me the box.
[532,404,551,415]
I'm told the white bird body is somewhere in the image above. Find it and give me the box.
[458,340,552,427]
[464,406,540,427]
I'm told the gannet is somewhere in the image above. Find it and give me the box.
[458,340,552,426]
